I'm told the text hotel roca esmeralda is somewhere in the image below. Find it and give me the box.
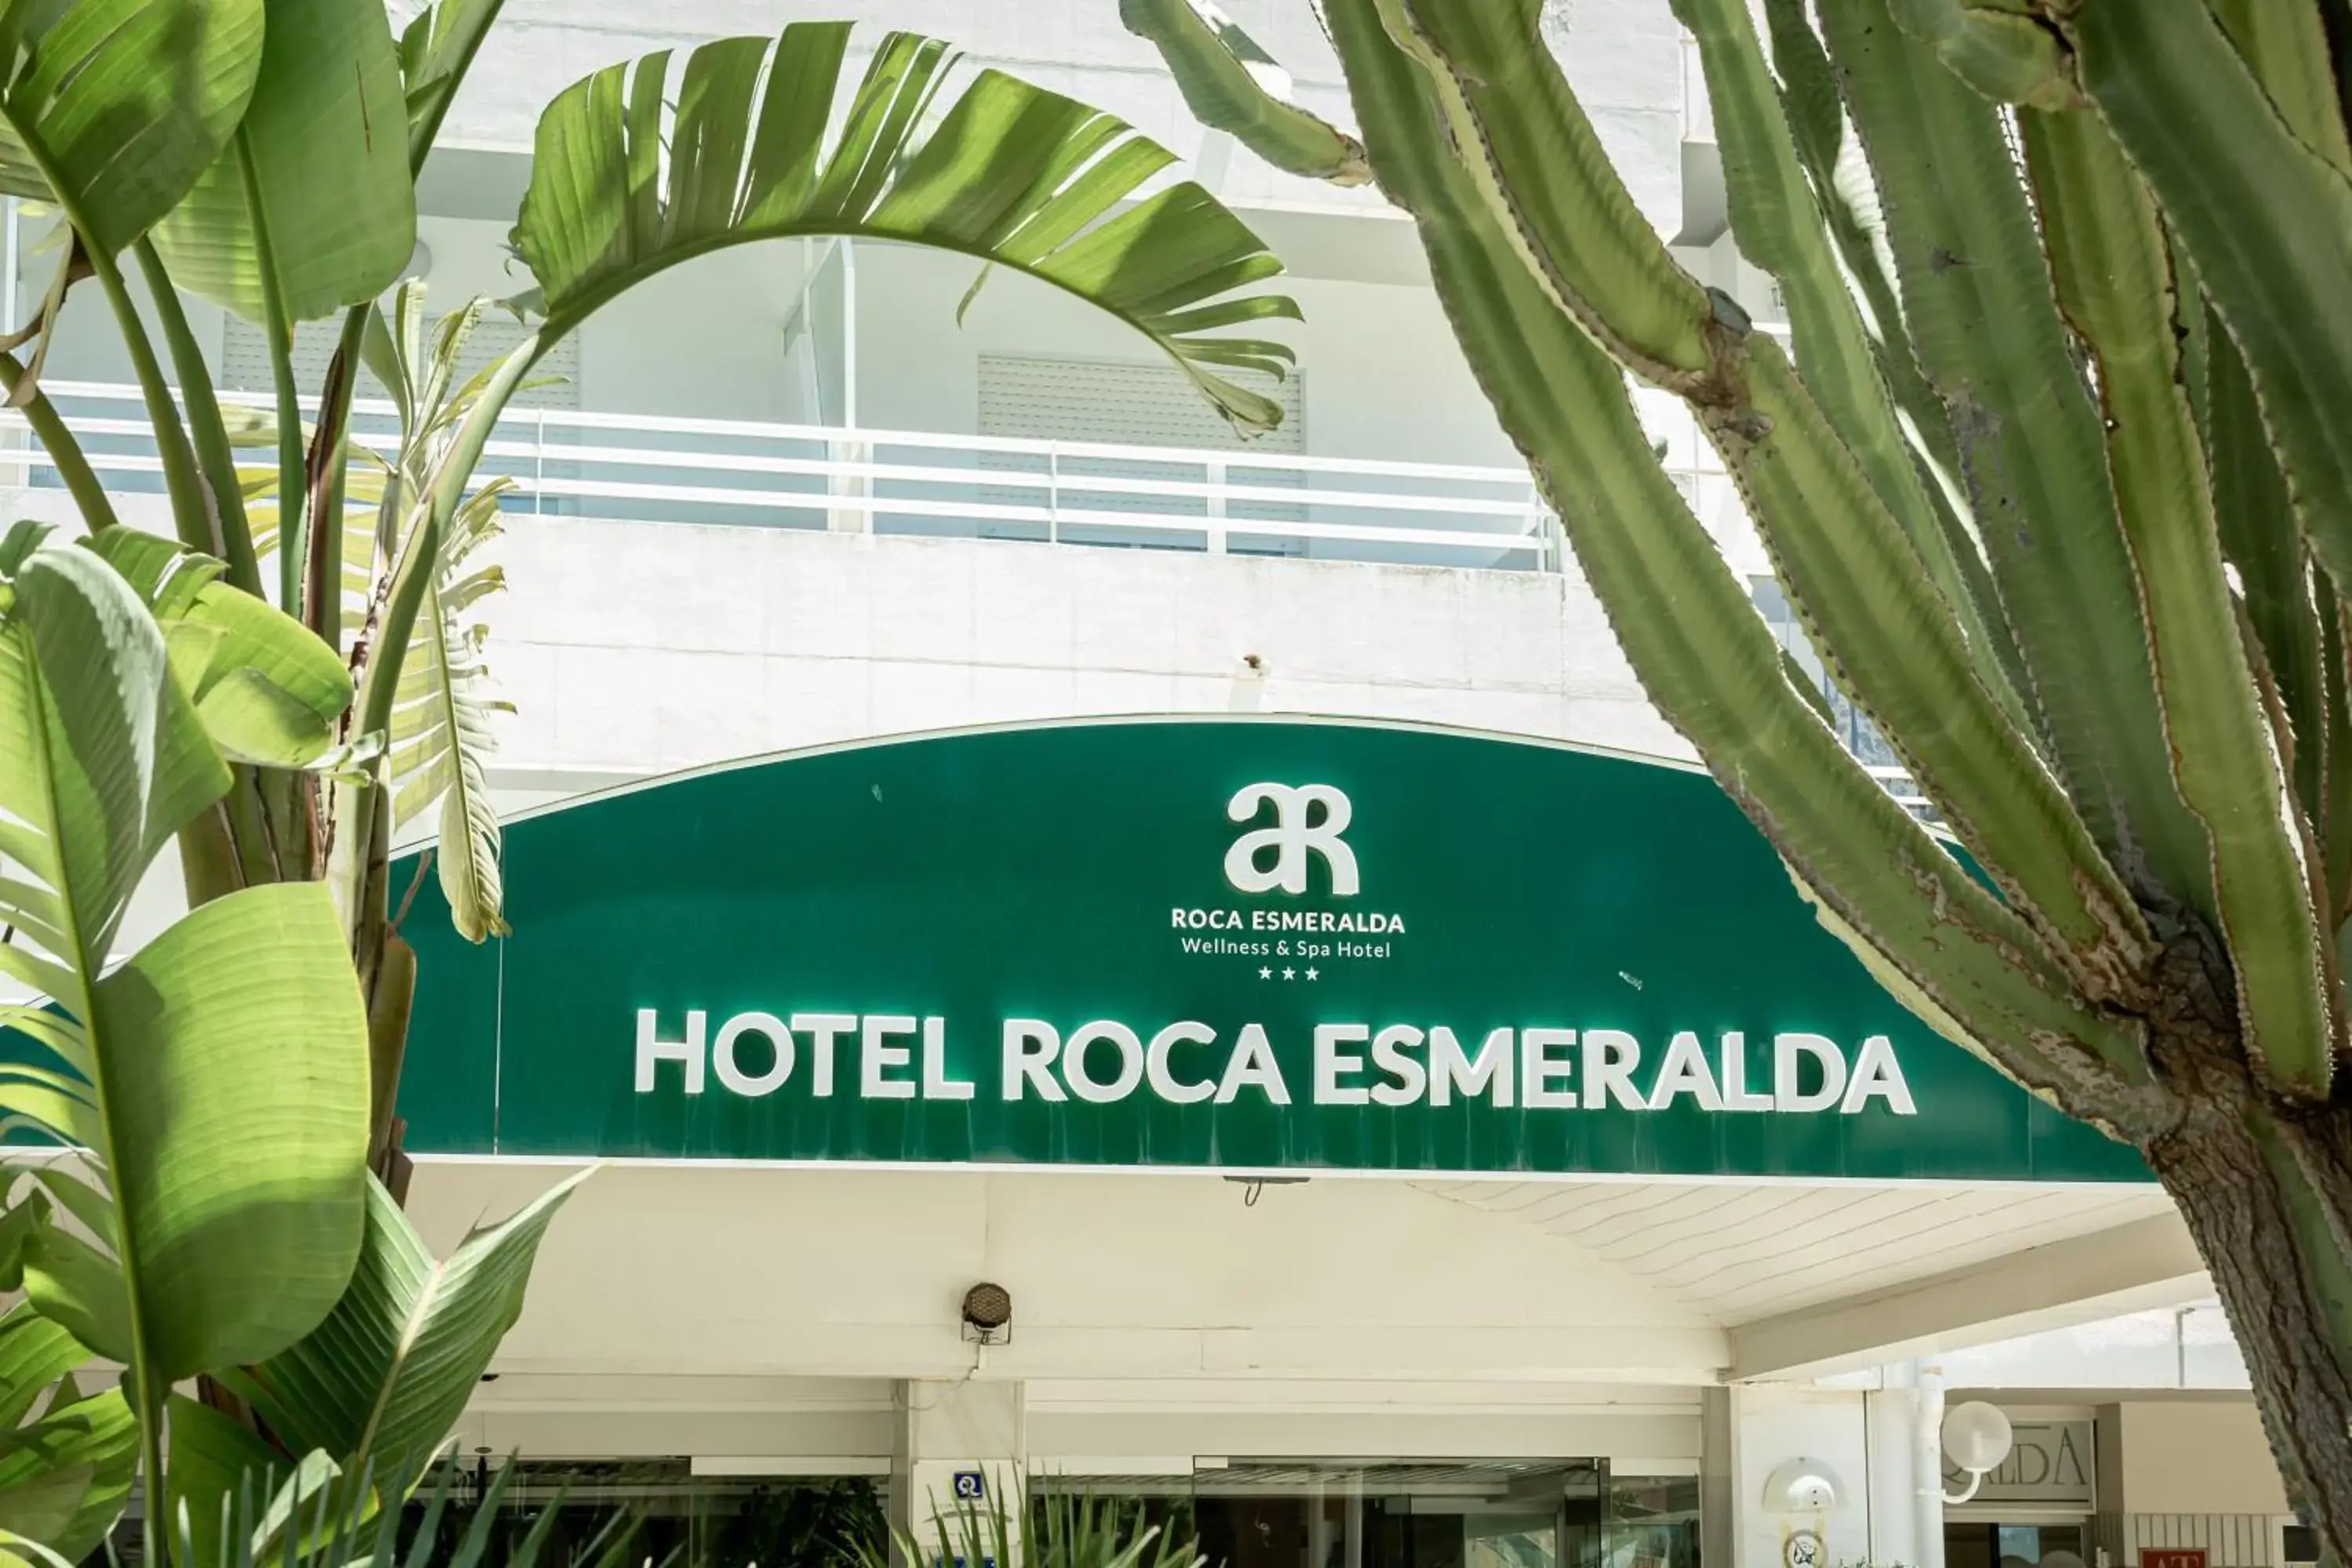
[633,1011,1917,1116]
[632,778,1914,1118]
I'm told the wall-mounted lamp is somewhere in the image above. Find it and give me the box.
[1941,1400,2014,1504]
[1762,1456,1842,1514]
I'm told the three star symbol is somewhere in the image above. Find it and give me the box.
[1259,965,1320,981]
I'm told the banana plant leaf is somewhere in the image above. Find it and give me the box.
[0,1301,125,1563]
[510,24,1301,433]
[372,287,518,942]
[222,1170,588,1502]
[0,530,371,1541]
[0,0,263,256]
[0,1384,132,1563]
[399,0,510,173]
[147,0,416,328]
[75,524,354,768]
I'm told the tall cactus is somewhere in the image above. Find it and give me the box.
[1130,0,2352,1541]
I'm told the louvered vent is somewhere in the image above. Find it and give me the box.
[218,312,581,411]
[976,353,1302,453]
[971,354,1305,554]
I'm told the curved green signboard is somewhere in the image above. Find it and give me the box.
[397,718,2150,1183]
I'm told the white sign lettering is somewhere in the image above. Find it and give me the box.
[1942,1418,2093,1505]
[633,1011,1918,1116]
[1225,782,1359,896]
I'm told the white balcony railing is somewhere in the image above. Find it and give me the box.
[1,379,1941,810]
[0,381,1564,575]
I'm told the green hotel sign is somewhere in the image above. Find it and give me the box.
[397,718,2150,1183]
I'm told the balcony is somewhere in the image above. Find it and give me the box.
[3,377,1925,811]
[7,380,1562,576]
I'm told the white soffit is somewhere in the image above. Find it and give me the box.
[1410,1178,2180,1327]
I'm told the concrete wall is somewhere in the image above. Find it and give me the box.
[2107,1401,2288,1517]
[2092,1395,2293,1568]
[416,1161,1713,1464]
[411,1165,1723,1385]
[477,520,1685,808]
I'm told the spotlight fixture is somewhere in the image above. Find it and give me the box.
[960,1281,1014,1345]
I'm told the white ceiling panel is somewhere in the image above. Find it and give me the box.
[1412,1178,2180,1327]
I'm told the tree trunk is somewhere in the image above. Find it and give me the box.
[2146,1085,2352,1561]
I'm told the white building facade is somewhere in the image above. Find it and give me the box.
[2,2,2306,1567]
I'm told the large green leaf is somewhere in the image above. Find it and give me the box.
[4,542,228,978]
[0,535,371,1523]
[231,1171,588,1483]
[388,483,508,943]
[373,294,513,943]
[0,0,263,255]
[85,880,370,1377]
[511,26,1300,432]
[1118,0,1371,186]
[147,0,416,326]
[0,1387,132,1563]
[0,1307,81,1433]
[79,526,354,768]
[0,1297,125,1553]
[399,0,509,172]
[163,1393,291,1568]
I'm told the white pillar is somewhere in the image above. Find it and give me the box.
[1703,1388,1737,1568]
[1721,1384,1876,1568]
[1865,1365,1933,1568]
[891,1377,1025,1568]
[1915,1365,1948,1568]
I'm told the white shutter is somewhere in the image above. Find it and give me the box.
[976,353,1301,452]
[218,313,581,411]
[972,354,1305,554]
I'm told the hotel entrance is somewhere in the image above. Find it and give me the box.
[1100,1461,1699,1568]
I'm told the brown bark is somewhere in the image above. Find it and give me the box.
[2145,1070,2352,1563]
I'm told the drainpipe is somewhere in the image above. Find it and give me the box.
[1918,1363,1947,1568]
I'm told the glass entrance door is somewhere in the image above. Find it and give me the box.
[1946,1520,2092,1568]
[1145,1459,1697,1568]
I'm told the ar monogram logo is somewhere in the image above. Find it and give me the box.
[1224,782,1359,896]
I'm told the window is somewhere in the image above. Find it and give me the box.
[1073,1459,1696,1568]
[407,1460,884,1568]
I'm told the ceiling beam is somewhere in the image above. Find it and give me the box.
[1730,1210,2207,1381]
